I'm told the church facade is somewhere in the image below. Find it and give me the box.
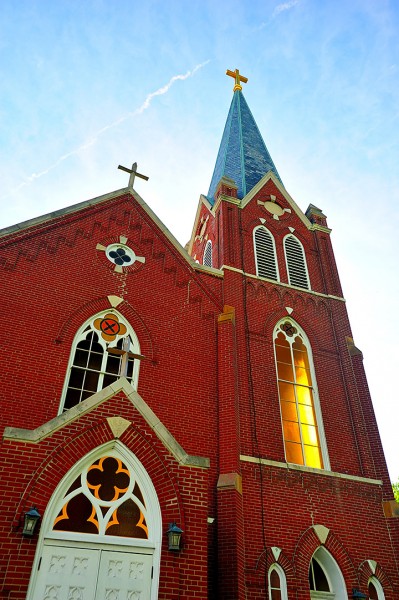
[1,70,398,599]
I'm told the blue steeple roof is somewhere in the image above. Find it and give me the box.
[207,90,282,203]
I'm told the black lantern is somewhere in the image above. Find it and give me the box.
[352,590,368,599]
[167,522,183,551]
[23,507,41,537]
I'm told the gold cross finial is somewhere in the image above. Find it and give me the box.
[226,68,248,92]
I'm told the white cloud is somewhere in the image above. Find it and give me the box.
[273,0,299,17]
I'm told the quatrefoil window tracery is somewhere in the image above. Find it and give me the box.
[53,456,148,539]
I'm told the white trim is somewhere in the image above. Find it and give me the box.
[268,563,288,600]
[58,309,140,414]
[26,440,162,600]
[273,318,330,471]
[368,576,385,599]
[283,233,311,290]
[310,547,346,599]
[253,225,280,281]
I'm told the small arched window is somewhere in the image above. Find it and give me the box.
[284,234,310,289]
[59,311,140,413]
[268,564,288,600]
[274,319,329,470]
[368,577,385,600]
[203,240,213,267]
[309,547,346,599]
[254,226,279,281]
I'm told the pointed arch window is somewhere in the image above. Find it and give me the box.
[268,564,288,600]
[203,240,213,267]
[308,547,346,599]
[368,577,385,600]
[274,320,329,470]
[254,226,279,281]
[59,311,140,413]
[284,234,310,289]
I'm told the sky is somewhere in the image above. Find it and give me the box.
[1,0,398,479]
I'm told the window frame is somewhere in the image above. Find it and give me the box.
[283,233,310,290]
[368,576,385,600]
[273,318,330,471]
[268,563,288,600]
[253,225,280,282]
[203,239,213,267]
[59,310,140,414]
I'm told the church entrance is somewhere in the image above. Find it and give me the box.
[27,443,162,600]
[32,540,153,600]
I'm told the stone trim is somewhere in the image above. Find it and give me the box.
[240,455,382,485]
[3,378,210,469]
[217,472,243,494]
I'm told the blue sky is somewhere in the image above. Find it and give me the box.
[1,0,398,479]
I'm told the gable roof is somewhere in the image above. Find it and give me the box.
[207,90,283,203]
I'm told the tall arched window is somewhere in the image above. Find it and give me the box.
[368,577,385,600]
[268,564,288,600]
[254,226,279,281]
[309,547,346,599]
[274,319,329,470]
[59,311,140,413]
[284,234,310,289]
[203,240,213,267]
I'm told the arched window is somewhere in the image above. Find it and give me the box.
[59,311,140,413]
[268,564,288,600]
[254,226,279,281]
[274,319,329,470]
[284,234,310,289]
[309,547,346,599]
[203,240,213,267]
[368,577,385,600]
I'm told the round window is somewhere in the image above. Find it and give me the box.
[106,244,136,266]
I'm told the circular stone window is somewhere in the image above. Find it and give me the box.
[106,244,136,266]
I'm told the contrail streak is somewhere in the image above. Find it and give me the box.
[2,60,210,200]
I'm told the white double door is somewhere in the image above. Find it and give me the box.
[32,541,153,600]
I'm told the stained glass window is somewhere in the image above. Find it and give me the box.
[60,312,140,413]
[53,456,148,539]
[274,321,325,469]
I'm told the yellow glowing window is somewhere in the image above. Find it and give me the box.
[274,321,324,469]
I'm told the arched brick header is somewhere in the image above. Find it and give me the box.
[14,418,186,534]
[293,525,357,590]
[358,559,395,596]
[54,295,155,361]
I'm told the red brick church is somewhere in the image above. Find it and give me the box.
[1,69,398,599]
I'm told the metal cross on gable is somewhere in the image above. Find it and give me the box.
[118,162,149,189]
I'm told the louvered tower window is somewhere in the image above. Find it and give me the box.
[203,240,213,267]
[254,226,279,281]
[284,235,310,289]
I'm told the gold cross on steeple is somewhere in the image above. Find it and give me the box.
[226,68,248,92]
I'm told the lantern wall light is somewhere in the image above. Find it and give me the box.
[23,507,41,537]
[167,522,183,551]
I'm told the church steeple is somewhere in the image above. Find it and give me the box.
[207,69,283,203]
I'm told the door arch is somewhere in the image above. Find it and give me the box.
[27,441,162,600]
